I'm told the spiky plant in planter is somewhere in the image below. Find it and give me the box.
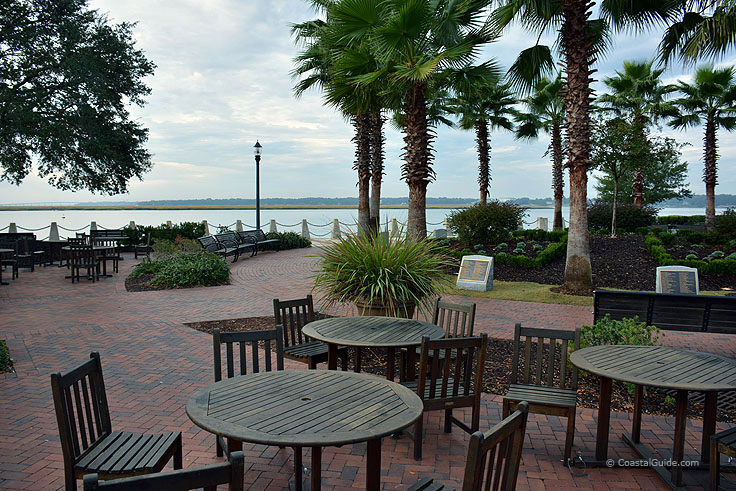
[312,229,451,318]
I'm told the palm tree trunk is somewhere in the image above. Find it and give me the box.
[704,114,718,231]
[561,0,594,293]
[476,119,490,205]
[403,82,433,239]
[370,111,385,234]
[353,113,371,235]
[551,121,564,231]
[632,118,646,208]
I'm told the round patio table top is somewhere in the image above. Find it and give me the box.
[302,316,445,349]
[186,369,423,447]
[570,345,736,392]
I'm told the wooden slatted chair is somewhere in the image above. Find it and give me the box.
[408,402,529,491]
[51,352,183,491]
[401,334,488,460]
[503,323,580,464]
[68,239,100,283]
[273,295,348,370]
[711,426,736,490]
[83,450,244,491]
[93,238,120,274]
[212,325,284,457]
[401,298,476,380]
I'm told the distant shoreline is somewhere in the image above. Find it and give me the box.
[0,204,553,211]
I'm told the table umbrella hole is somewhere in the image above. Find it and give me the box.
[301,397,312,401]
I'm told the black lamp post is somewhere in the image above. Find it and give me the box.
[254,140,262,230]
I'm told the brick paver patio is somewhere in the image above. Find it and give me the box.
[1,246,734,490]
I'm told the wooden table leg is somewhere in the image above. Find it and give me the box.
[632,384,643,444]
[227,437,243,453]
[293,447,303,491]
[327,344,338,371]
[354,347,362,373]
[596,376,612,462]
[701,392,717,465]
[672,390,688,487]
[406,347,417,382]
[386,348,395,381]
[366,438,381,491]
[311,446,322,491]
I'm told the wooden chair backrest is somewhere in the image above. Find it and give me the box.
[510,324,580,390]
[50,352,112,466]
[416,334,487,403]
[273,295,314,348]
[432,298,476,338]
[213,326,284,382]
[461,401,529,491]
[83,451,245,491]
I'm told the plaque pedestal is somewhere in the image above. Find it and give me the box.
[456,255,494,292]
[655,265,699,295]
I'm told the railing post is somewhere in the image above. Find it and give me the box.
[90,221,97,231]
[166,220,172,228]
[49,222,60,241]
[536,217,548,231]
[331,219,341,239]
[236,220,243,232]
[390,218,398,238]
[269,219,277,234]
[8,222,17,234]
[301,219,310,240]
[202,220,209,235]
[129,221,136,230]
[444,217,451,231]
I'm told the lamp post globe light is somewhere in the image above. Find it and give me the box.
[254,140,262,230]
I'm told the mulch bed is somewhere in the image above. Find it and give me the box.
[186,315,736,423]
[125,274,168,292]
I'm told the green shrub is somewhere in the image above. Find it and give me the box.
[495,243,508,251]
[150,253,230,288]
[678,230,705,245]
[516,241,526,248]
[727,253,736,261]
[493,234,567,269]
[533,244,544,252]
[447,201,526,246]
[508,254,534,267]
[657,215,705,225]
[646,233,736,275]
[512,229,567,242]
[685,253,698,260]
[123,221,207,246]
[711,250,725,258]
[635,226,650,235]
[495,252,508,263]
[152,237,201,260]
[130,257,164,278]
[0,340,10,372]
[267,231,311,249]
[513,247,524,254]
[658,232,677,246]
[588,202,657,232]
[580,314,661,349]
[714,208,736,242]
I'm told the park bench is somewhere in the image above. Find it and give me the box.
[237,229,280,256]
[90,229,124,238]
[594,289,736,334]
[197,235,239,262]
[216,231,254,260]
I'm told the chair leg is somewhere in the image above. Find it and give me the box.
[308,358,317,370]
[564,410,576,464]
[710,438,720,491]
[65,465,76,491]
[413,414,424,461]
[502,400,510,418]
[173,434,182,469]
[444,409,452,433]
[216,434,223,457]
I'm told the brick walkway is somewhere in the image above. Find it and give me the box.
[1,247,734,490]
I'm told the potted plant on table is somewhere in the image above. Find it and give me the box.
[312,228,451,318]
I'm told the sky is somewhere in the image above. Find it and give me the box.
[1,0,735,205]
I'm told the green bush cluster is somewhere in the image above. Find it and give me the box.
[122,221,206,246]
[715,208,736,242]
[580,314,661,349]
[130,252,230,288]
[266,231,311,249]
[588,202,657,232]
[493,234,567,269]
[646,234,736,276]
[0,340,10,372]
[152,237,201,259]
[511,229,566,242]
[447,201,526,246]
[656,215,705,225]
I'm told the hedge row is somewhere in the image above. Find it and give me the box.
[645,234,736,276]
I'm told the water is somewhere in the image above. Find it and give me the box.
[0,207,725,239]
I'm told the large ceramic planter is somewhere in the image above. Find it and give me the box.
[354,298,415,318]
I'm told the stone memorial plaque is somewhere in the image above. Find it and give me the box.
[656,265,699,295]
[456,255,493,292]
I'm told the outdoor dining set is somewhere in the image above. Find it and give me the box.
[50,293,736,490]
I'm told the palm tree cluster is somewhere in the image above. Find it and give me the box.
[292,0,736,294]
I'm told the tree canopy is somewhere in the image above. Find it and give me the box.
[0,0,155,194]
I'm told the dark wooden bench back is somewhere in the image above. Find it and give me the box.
[214,232,239,250]
[0,232,35,242]
[594,289,736,334]
[432,298,476,338]
[273,295,314,348]
[82,451,244,491]
[511,324,580,390]
[213,326,284,382]
[462,401,529,491]
[51,352,113,468]
[197,235,222,254]
[90,230,123,238]
[417,334,487,403]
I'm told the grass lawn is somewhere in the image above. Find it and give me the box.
[446,278,733,306]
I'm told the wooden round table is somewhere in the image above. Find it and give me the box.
[302,316,446,380]
[187,370,423,491]
[570,345,736,487]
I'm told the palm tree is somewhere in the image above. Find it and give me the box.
[598,60,676,207]
[658,2,736,65]
[515,74,566,230]
[452,80,517,205]
[328,0,492,238]
[670,65,736,230]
